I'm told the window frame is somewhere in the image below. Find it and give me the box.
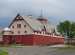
[17,24,21,28]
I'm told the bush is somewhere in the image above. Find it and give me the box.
[46,44,51,46]
[11,38,15,44]
[41,44,56,47]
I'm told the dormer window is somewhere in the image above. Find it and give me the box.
[17,24,21,28]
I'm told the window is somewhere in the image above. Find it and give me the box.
[17,24,21,28]
[18,16,20,19]
[5,37,7,39]
[12,32,14,34]
[34,31,35,33]
[12,26,14,29]
[18,31,20,34]
[40,32,41,34]
[25,31,27,33]
[24,25,26,28]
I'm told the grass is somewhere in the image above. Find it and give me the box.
[0,45,24,48]
[0,50,8,55]
[58,47,75,50]
[41,44,56,47]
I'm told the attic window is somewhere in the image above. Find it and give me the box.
[18,16,20,19]
[17,24,21,28]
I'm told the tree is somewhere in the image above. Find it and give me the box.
[11,38,15,44]
[57,20,75,47]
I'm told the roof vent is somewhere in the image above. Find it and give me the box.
[28,15,33,18]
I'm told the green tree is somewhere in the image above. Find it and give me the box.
[11,38,15,44]
[57,20,75,47]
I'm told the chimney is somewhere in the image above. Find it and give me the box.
[28,15,33,18]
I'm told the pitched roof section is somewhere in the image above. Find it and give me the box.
[20,14,43,31]
[36,15,46,19]
[0,28,5,34]
[19,14,60,35]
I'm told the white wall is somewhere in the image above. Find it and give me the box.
[9,19,34,35]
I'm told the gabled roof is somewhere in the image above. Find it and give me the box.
[0,28,5,34]
[19,14,60,35]
[36,15,46,19]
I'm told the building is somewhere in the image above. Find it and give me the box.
[66,38,75,46]
[0,14,65,45]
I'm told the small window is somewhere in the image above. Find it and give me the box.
[24,25,26,28]
[12,32,14,34]
[34,31,35,33]
[25,31,27,33]
[18,31,20,34]
[5,37,7,39]
[12,26,14,29]
[40,32,41,34]
[18,16,20,19]
[17,24,21,28]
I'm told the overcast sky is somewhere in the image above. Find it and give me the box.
[0,0,75,28]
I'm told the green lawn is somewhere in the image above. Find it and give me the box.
[58,47,75,50]
[0,50,8,55]
[0,45,24,48]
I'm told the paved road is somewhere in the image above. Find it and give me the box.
[0,44,75,55]
[0,47,59,55]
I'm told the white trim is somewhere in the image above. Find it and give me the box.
[4,34,65,38]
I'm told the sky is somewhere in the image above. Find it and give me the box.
[0,0,75,28]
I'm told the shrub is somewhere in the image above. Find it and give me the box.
[11,38,15,44]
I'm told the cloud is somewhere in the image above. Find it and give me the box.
[0,0,75,28]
